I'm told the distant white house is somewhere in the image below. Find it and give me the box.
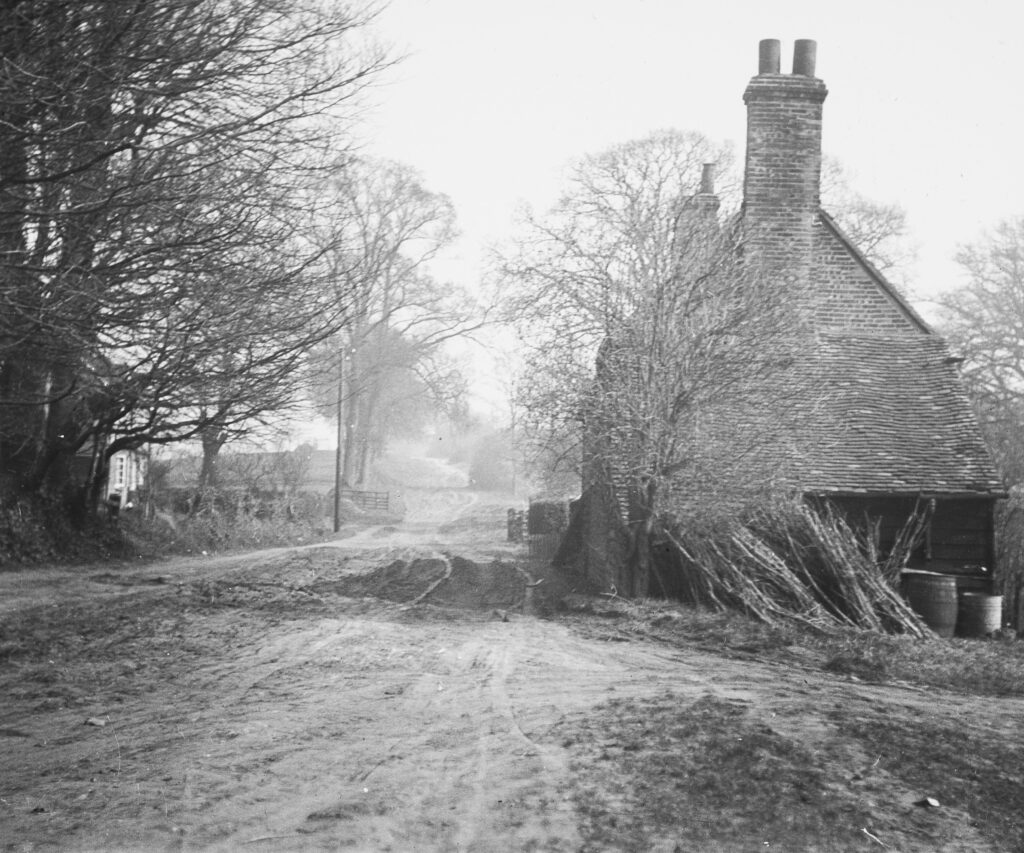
[73,443,147,507]
[103,449,146,504]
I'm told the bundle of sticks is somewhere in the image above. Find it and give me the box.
[662,502,932,637]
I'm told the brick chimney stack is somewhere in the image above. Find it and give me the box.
[742,39,828,283]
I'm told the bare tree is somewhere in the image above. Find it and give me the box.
[309,158,483,488]
[500,131,738,482]
[937,217,1024,490]
[499,130,812,594]
[0,0,388,509]
[937,217,1024,622]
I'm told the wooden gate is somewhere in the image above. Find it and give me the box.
[338,489,389,512]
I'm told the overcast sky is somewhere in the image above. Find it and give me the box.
[337,0,1024,423]
[360,0,1024,304]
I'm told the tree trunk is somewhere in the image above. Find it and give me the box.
[199,429,227,489]
[0,52,30,500]
[341,416,358,487]
[358,438,375,486]
[629,520,651,598]
[626,480,668,599]
[356,382,383,486]
[87,452,112,518]
[32,361,79,495]
[82,434,111,517]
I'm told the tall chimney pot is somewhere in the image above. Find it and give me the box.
[759,39,781,74]
[793,39,817,76]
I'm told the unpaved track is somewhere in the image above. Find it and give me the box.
[0,463,1019,851]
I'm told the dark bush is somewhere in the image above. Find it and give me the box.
[0,495,129,567]
[528,499,569,535]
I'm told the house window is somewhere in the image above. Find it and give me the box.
[115,455,126,489]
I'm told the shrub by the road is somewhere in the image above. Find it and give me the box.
[0,489,342,567]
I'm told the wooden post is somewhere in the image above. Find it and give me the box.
[333,353,345,533]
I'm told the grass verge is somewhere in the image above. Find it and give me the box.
[561,597,1024,697]
[555,693,872,851]
[552,689,1023,852]
[838,712,1024,852]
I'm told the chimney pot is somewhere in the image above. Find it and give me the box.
[700,163,715,195]
[758,39,781,74]
[793,39,817,76]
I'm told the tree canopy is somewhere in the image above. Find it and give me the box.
[939,217,1024,485]
[306,157,482,487]
[0,0,388,506]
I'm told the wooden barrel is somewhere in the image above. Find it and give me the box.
[957,593,1003,638]
[904,573,958,638]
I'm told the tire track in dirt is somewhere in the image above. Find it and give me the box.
[3,586,1019,851]
[441,631,581,852]
[5,478,1018,851]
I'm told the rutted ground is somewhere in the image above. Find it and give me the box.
[1,457,1021,851]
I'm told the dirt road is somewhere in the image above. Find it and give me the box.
[1,459,1021,851]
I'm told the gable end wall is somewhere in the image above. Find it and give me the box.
[811,219,920,332]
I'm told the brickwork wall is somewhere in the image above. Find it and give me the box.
[742,75,827,287]
[810,219,920,332]
[743,70,921,334]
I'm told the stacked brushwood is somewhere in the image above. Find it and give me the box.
[662,501,932,637]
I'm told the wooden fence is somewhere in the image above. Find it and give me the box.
[528,532,562,563]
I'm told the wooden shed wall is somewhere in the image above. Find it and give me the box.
[826,495,996,574]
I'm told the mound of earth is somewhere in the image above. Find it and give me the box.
[313,556,527,610]
[429,556,526,610]
[310,557,447,602]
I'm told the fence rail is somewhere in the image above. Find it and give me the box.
[338,489,389,512]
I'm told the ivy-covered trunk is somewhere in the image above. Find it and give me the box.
[626,479,665,598]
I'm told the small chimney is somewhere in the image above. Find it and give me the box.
[742,38,828,286]
[699,163,715,195]
[692,162,721,217]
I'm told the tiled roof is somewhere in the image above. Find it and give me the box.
[783,332,1004,496]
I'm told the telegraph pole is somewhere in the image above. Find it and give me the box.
[332,349,345,532]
